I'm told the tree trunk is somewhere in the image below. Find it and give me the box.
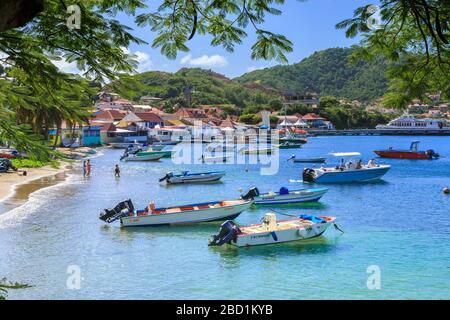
[0,0,44,32]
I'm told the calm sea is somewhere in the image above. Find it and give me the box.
[1,136,449,299]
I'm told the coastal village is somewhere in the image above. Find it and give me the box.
[51,91,450,148]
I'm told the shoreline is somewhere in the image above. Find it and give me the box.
[0,163,74,213]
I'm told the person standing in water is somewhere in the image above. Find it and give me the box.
[114,164,120,178]
[86,159,91,176]
[82,160,87,177]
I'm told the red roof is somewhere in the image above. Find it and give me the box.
[90,121,116,132]
[94,110,126,121]
[134,112,164,123]
[220,117,235,129]
[302,113,324,120]
[174,107,208,119]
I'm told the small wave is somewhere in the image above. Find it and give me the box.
[0,172,83,229]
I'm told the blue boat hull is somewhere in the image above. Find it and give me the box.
[314,166,390,183]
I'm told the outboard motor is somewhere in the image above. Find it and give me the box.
[426,149,439,159]
[208,220,241,246]
[120,151,129,161]
[302,168,316,183]
[241,187,260,200]
[159,171,173,182]
[100,199,135,223]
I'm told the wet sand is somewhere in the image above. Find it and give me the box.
[0,165,72,213]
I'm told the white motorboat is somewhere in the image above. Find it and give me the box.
[100,198,253,227]
[159,171,226,184]
[242,187,328,205]
[109,142,143,149]
[209,213,336,247]
[120,151,164,161]
[204,143,235,153]
[201,155,232,163]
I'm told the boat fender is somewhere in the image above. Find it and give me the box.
[270,231,278,241]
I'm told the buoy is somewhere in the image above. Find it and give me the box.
[443,187,450,195]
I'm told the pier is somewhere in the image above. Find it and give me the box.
[308,129,450,136]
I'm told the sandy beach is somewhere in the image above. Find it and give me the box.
[0,164,73,204]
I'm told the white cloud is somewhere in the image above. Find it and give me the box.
[246,66,265,72]
[52,58,82,75]
[134,51,153,72]
[121,47,153,73]
[180,54,228,68]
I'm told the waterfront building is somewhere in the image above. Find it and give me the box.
[119,112,164,129]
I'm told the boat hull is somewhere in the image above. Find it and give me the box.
[120,200,253,227]
[202,156,232,163]
[167,172,225,184]
[123,154,163,161]
[254,188,328,205]
[314,165,391,183]
[293,157,326,163]
[374,150,431,160]
[110,142,142,149]
[233,219,334,247]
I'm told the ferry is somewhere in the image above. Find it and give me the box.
[376,114,450,132]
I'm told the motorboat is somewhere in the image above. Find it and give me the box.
[239,147,273,155]
[159,171,226,184]
[374,141,439,160]
[100,198,253,227]
[120,151,164,161]
[277,142,302,149]
[209,213,336,247]
[0,148,19,159]
[289,156,326,163]
[279,136,308,144]
[201,155,232,163]
[241,187,328,205]
[204,143,235,153]
[109,142,143,149]
[302,152,391,183]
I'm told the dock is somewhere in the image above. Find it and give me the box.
[308,129,450,136]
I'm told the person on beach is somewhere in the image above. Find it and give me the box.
[114,164,120,178]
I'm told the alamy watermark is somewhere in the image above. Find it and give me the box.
[165,121,280,175]
[66,5,81,30]
[366,5,381,30]
[366,265,381,290]
[66,264,82,290]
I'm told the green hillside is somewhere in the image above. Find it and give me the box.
[235,47,389,102]
[106,68,280,111]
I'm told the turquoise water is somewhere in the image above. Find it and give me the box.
[1,136,449,299]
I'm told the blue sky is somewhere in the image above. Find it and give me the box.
[59,0,379,78]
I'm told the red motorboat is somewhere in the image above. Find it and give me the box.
[374,141,439,160]
[0,148,19,159]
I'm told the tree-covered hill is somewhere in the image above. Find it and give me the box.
[235,47,389,102]
[106,68,280,110]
